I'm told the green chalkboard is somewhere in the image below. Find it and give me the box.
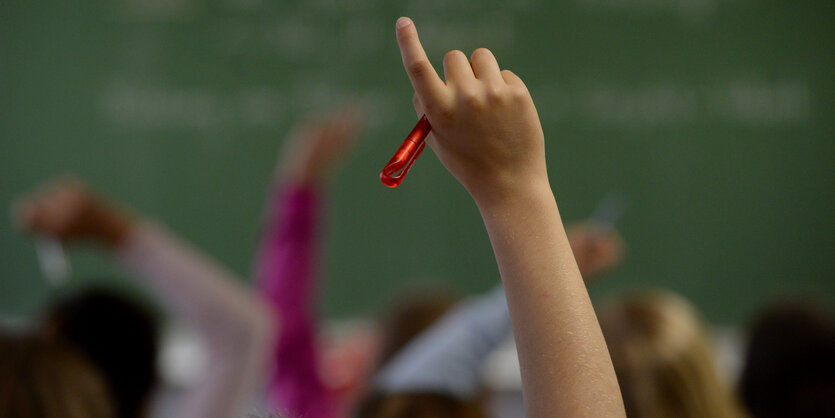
[2,0,833,324]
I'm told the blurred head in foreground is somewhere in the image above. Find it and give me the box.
[356,289,487,418]
[43,287,160,418]
[375,289,459,369]
[600,290,742,418]
[0,332,113,418]
[357,392,485,418]
[738,300,835,418]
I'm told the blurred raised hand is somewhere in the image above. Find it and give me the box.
[278,105,365,185]
[567,222,624,282]
[12,177,132,248]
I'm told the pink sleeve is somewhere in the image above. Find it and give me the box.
[256,183,335,418]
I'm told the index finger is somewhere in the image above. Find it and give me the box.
[396,17,446,103]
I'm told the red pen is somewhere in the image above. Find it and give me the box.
[380,115,432,187]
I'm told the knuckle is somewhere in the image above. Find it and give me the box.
[509,85,529,101]
[422,99,441,113]
[458,88,482,107]
[407,60,431,78]
[485,85,504,102]
[424,100,453,121]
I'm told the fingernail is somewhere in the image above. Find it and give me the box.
[396,17,412,29]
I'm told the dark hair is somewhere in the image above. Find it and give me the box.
[375,289,458,368]
[356,392,485,418]
[45,287,159,418]
[738,300,835,418]
[0,331,114,418]
[357,290,483,418]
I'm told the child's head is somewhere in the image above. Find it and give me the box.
[0,331,114,418]
[738,300,835,418]
[599,290,740,418]
[375,289,458,368]
[355,290,482,418]
[42,287,159,418]
[357,392,485,418]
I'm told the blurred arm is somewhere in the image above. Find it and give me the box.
[116,222,275,418]
[13,178,276,418]
[255,183,334,418]
[374,285,511,398]
[252,108,362,418]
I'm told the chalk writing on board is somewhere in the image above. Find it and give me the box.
[98,81,283,131]
[534,79,811,128]
[98,79,397,132]
[577,0,722,21]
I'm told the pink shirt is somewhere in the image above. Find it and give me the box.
[256,184,336,418]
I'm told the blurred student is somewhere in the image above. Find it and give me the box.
[362,284,507,418]
[254,100,626,417]
[738,300,835,418]
[0,332,114,418]
[599,291,743,418]
[382,17,624,416]
[42,288,159,418]
[359,221,622,418]
[256,108,473,418]
[13,178,275,418]
[256,107,376,417]
[263,16,628,417]
[373,289,460,370]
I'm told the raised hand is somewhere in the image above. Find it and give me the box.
[278,105,365,185]
[567,222,625,281]
[394,18,626,416]
[12,177,132,248]
[395,17,547,204]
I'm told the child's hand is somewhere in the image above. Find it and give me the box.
[12,177,132,248]
[279,105,365,185]
[396,17,547,204]
[567,222,624,281]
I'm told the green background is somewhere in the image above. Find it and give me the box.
[2,0,832,324]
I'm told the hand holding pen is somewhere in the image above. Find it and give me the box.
[382,17,547,202]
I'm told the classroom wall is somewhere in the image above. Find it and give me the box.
[2,0,833,324]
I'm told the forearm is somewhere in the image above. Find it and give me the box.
[475,183,624,417]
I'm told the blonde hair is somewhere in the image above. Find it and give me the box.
[0,333,114,418]
[600,291,742,418]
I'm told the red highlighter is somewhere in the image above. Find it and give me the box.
[380,115,432,187]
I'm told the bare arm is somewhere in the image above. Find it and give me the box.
[477,187,623,416]
[394,17,624,417]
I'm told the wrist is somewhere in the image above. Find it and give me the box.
[278,163,326,188]
[470,170,553,215]
[86,200,135,249]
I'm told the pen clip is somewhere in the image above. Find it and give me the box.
[380,115,432,188]
[380,139,426,187]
